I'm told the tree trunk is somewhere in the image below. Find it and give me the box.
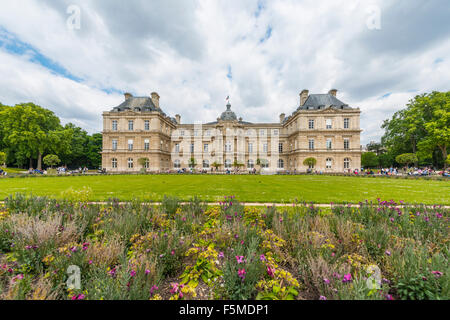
[440,145,447,169]
[29,157,33,169]
[37,151,42,171]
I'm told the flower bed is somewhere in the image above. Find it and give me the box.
[0,195,448,300]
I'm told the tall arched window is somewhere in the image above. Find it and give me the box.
[277,159,284,169]
[203,160,209,168]
[225,159,232,168]
[111,158,117,168]
[247,159,254,169]
[344,158,351,169]
[174,160,181,168]
[127,158,133,169]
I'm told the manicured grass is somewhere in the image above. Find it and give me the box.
[0,174,448,204]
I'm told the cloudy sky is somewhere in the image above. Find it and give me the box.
[0,0,449,144]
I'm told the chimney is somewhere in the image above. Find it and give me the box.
[151,92,160,108]
[279,113,285,123]
[328,89,337,97]
[124,92,132,101]
[300,89,309,106]
[175,114,181,124]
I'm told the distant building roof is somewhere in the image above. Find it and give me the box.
[298,93,351,110]
[110,96,176,124]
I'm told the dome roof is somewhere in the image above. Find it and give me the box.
[220,103,237,121]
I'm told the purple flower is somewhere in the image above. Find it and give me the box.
[236,256,245,264]
[323,278,330,284]
[150,285,159,296]
[260,254,266,261]
[218,252,224,259]
[238,269,246,281]
[145,269,151,275]
[267,266,275,278]
[319,295,327,300]
[130,270,136,277]
[385,250,391,256]
[342,273,352,283]
[385,294,393,300]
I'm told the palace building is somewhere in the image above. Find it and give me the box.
[101,90,362,173]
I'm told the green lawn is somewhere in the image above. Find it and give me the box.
[0,174,448,204]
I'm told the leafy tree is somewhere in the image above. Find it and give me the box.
[188,157,197,168]
[362,152,379,168]
[43,154,60,168]
[86,133,102,168]
[233,159,244,168]
[446,155,450,166]
[303,157,317,167]
[0,103,63,170]
[211,161,221,171]
[381,91,450,168]
[366,142,384,156]
[0,151,6,167]
[138,157,149,169]
[395,153,418,168]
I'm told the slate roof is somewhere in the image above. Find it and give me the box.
[299,94,350,110]
[110,96,177,124]
[205,103,252,125]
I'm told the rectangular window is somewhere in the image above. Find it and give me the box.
[194,130,199,136]
[128,120,134,131]
[204,144,209,152]
[344,118,350,129]
[248,143,253,153]
[205,130,211,136]
[326,158,332,169]
[144,139,150,151]
[127,158,133,169]
[309,139,315,150]
[190,143,194,153]
[259,129,266,136]
[326,138,332,150]
[344,138,350,150]
[326,119,332,129]
[175,143,180,153]
[112,120,118,131]
[180,130,185,136]
[225,142,232,152]
[128,139,133,151]
[112,158,117,168]
[263,143,268,153]
[144,120,150,131]
[308,119,315,129]
[273,129,279,136]
[278,143,283,153]
[112,139,118,151]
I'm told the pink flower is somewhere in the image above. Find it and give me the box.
[150,285,159,296]
[342,273,352,283]
[385,294,393,300]
[145,269,150,275]
[323,278,330,284]
[218,252,224,259]
[319,295,327,300]
[236,256,245,264]
[260,254,266,261]
[88,260,93,265]
[171,250,175,255]
[130,270,136,277]
[385,250,391,256]
[238,269,246,281]
[431,271,443,278]
[267,266,275,278]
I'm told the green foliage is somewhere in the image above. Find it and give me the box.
[395,153,418,167]
[382,91,450,168]
[161,195,180,218]
[303,157,317,167]
[43,154,60,168]
[0,152,6,166]
[361,152,379,168]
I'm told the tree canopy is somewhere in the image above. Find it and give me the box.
[381,91,450,168]
[0,103,102,169]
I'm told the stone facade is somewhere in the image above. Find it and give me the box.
[101,89,362,173]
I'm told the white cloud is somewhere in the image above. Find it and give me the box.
[0,0,449,144]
